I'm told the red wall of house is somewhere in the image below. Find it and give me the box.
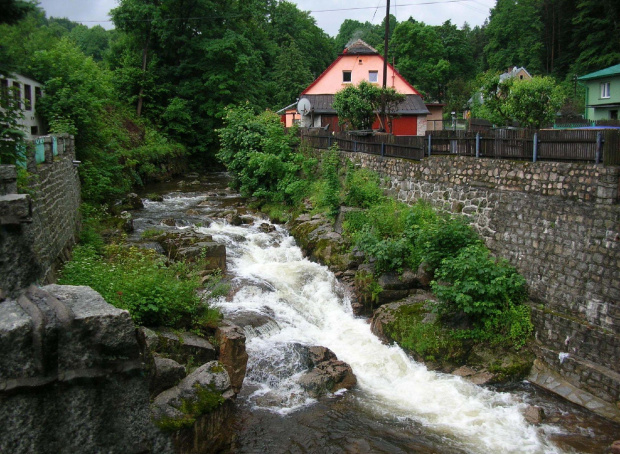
[320,115,418,135]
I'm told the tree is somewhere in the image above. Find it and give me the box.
[505,76,564,128]
[273,39,313,108]
[0,0,35,25]
[471,72,564,128]
[332,81,404,131]
[0,85,25,164]
[484,0,545,74]
[391,19,449,102]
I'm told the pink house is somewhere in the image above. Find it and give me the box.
[280,40,429,136]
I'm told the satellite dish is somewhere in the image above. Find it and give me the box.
[297,98,312,116]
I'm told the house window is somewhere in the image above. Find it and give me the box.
[611,110,618,120]
[35,86,42,106]
[24,84,32,111]
[12,81,21,107]
[0,79,8,107]
[369,71,378,83]
[343,71,352,83]
[601,82,610,99]
[31,126,39,135]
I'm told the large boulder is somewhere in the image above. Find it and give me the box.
[156,230,226,271]
[298,346,357,397]
[143,328,217,367]
[151,361,234,430]
[216,323,248,395]
[151,355,186,397]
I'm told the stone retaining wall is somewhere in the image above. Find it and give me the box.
[0,135,81,296]
[337,150,620,414]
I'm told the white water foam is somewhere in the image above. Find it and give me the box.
[197,220,562,454]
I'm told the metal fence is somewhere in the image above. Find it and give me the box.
[300,128,620,165]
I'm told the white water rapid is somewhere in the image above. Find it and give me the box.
[195,217,562,454]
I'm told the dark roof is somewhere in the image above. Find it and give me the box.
[300,94,429,115]
[342,39,379,55]
[578,64,620,80]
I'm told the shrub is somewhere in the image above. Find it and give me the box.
[344,164,384,208]
[432,245,532,348]
[58,244,217,328]
[417,216,481,270]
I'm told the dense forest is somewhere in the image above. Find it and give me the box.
[0,0,618,201]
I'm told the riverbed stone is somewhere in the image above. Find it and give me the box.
[126,192,144,210]
[297,345,357,397]
[151,361,234,426]
[152,328,217,367]
[611,440,620,454]
[151,355,186,397]
[523,405,545,425]
[216,323,248,395]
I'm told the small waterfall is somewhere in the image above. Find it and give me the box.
[195,219,561,454]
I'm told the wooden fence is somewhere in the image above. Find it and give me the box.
[300,128,620,165]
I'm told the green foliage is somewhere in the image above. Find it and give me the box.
[505,76,565,129]
[332,81,405,130]
[217,104,309,205]
[417,217,481,270]
[386,303,465,362]
[343,164,384,208]
[0,85,25,164]
[58,244,218,328]
[354,270,383,307]
[314,147,341,217]
[472,72,564,128]
[432,245,532,347]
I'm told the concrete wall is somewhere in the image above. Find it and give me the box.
[0,135,81,297]
[338,150,620,412]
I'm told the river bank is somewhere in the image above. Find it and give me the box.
[125,173,620,453]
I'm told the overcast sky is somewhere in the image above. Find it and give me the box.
[36,0,493,36]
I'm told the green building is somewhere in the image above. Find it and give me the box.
[578,64,620,121]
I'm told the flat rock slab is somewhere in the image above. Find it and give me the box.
[151,328,217,367]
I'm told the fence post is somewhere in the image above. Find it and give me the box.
[381,142,385,157]
[353,139,357,152]
[595,131,603,164]
[427,134,432,157]
[533,133,538,163]
[475,133,480,158]
[328,135,332,148]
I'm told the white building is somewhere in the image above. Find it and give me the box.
[1,73,45,139]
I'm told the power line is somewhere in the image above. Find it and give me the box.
[71,0,480,24]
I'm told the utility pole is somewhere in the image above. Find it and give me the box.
[380,0,390,132]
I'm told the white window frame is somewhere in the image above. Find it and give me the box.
[342,71,352,83]
[369,71,378,83]
[601,82,610,99]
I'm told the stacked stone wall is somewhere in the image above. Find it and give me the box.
[337,150,620,411]
[0,135,81,296]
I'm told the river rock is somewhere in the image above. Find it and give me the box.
[298,345,357,397]
[258,222,276,233]
[523,405,545,425]
[126,192,144,209]
[611,440,620,454]
[151,328,217,367]
[151,355,186,397]
[119,211,134,233]
[370,291,435,344]
[151,361,234,425]
[216,323,248,395]
[161,218,176,226]
[226,213,243,226]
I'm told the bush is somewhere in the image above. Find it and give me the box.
[344,164,384,208]
[217,104,308,205]
[417,216,481,270]
[313,146,342,217]
[432,245,532,348]
[58,244,217,328]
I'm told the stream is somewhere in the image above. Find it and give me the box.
[131,173,620,454]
